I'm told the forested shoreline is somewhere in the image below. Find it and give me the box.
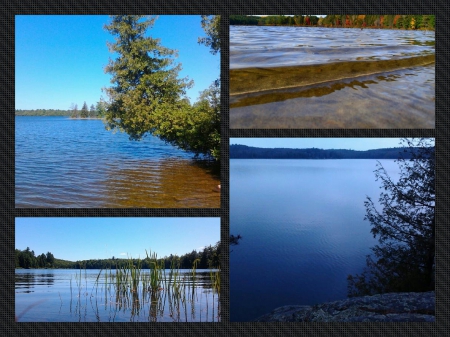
[230,15,435,30]
[16,242,221,270]
[230,144,428,159]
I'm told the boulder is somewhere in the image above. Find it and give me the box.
[254,291,435,322]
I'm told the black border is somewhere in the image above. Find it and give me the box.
[3,0,448,336]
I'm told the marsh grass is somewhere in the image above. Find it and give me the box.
[17,250,220,322]
[75,250,221,322]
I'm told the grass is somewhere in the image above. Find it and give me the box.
[16,249,220,322]
[91,250,219,321]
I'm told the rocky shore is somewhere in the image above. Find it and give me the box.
[254,291,435,322]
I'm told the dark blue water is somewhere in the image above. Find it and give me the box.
[16,269,220,322]
[230,159,400,322]
[16,116,220,208]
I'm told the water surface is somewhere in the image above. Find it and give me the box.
[16,117,220,208]
[230,26,435,128]
[230,159,400,321]
[16,268,220,322]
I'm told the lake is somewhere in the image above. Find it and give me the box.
[230,26,435,128]
[230,159,400,322]
[15,268,220,322]
[15,116,220,208]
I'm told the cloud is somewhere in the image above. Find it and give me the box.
[120,252,127,256]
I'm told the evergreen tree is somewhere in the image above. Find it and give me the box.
[89,104,96,117]
[347,138,435,296]
[103,15,192,141]
[80,101,89,118]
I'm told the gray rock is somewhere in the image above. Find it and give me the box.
[254,291,435,322]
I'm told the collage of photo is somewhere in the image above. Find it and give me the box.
[15,14,435,326]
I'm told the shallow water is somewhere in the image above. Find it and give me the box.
[16,117,220,208]
[16,269,220,322]
[230,26,435,128]
[230,65,435,128]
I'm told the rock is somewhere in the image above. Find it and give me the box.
[254,291,435,322]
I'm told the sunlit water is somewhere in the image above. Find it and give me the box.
[15,117,220,208]
[16,269,220,322]
[230,26,435,128]
[230,159,400,322]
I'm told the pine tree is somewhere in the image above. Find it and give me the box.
[80,101,89,118]
[103,15,192,141]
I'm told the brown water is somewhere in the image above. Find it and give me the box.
[230,26,435,129]
[230,65,435,129]
[16,117,220,208]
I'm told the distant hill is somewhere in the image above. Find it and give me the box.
[230,144,429,159]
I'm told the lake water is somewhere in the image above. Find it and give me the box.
[16,268,220,322]
[230,26,435,128]
[230,159,400,322]
[15,116,220,208]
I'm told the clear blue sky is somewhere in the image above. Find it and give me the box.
[15,15,219,110]
[229,138,426,151]
[16,218,220,261]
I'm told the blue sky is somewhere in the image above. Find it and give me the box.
[16,218,220,261]
[229,138,426,151]
[15,15,219,110]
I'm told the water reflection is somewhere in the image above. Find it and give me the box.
[230,65,435,129]
[102,158,220,208]
[15,272,55,293]
[231,26,435,69]
[16,269,220,322]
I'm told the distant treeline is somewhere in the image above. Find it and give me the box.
[16,242,221,270]
[230,15,435,30]
[15,109,72,116]
[230,144,431,159]
[16,99,107,118]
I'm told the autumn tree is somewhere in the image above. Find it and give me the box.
[347,138,435,297]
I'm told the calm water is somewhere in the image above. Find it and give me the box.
[16,269,220,322]
[230,159,400,322]
[16,116,220,208]
[230,26,435,128]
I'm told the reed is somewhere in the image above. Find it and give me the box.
[72,249,220,321]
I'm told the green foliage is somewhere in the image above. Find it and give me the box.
[230,144,425,159]
[15,109,72,116]
[80,101,89,118]
[103,15,192,140]
[102,15,220,160]
[229,15,260,26]
[16,243,220,270]
[151,81,220,159]
[198,15,220,55]
[95,98,108,117]
[347,138,435,296]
